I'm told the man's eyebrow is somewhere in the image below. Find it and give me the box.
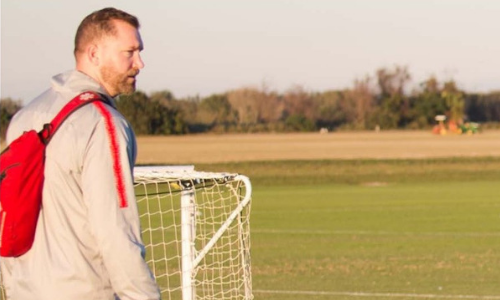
[125,45,143,51]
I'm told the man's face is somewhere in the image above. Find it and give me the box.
[98,20,144,97]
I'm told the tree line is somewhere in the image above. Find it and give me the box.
[2,65,500,139]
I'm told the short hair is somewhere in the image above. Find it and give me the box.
[74,7,140,56]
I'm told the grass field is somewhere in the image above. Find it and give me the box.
[4,131,499,299]
[250,181,500,299]
[135,131,500,299]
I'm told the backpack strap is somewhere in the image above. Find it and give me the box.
[40,91,107,144]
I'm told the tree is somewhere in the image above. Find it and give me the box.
[373,65,412,129]
[376,65,411,98]
[284,114,316,132]
[314,90,346,130]
[282,85,316,120]
[197,94,237,131]
[115,91,187,135]
[441,80,465,123]
[409,76,448,128]
[465,92,500,122]
[342,76,376,129]
[227,87,283,127]
[0,98,23,141]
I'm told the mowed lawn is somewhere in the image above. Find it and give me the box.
[249,181,500,299]
[1,131,499,300]
[135,131,500,299]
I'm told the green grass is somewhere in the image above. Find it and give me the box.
[196,158,500,298]
[195,156,500,186]
[250,181,500,298]
[139,157,500,299]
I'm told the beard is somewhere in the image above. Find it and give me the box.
[100,65,139,96]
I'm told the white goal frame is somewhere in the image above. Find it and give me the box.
[0,165,253,300]
[134,166,253,300]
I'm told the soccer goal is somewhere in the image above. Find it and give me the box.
[0,166,253,300]
[135,166,253,300]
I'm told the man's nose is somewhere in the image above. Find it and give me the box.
[134,53,145,70]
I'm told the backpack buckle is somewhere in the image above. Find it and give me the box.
[40,124,52,144]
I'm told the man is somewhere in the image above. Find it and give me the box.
[1,8,161,300]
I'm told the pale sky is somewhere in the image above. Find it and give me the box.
[1,0,500,103]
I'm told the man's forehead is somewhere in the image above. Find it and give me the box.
[110,19,140,36]
[105,20,143,48]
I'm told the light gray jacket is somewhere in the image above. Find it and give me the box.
[1,70,160,300]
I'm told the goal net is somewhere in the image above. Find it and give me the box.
[135,166,253,300]
[0,166,253,300]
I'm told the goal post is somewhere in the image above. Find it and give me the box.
[0,166,253,300]
[134,166,253,300]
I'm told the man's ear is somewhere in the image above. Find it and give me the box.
[87,44,100,66]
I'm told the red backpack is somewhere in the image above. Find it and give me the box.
[0,91,104,257]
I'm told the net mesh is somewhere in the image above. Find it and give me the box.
[0,167,253,300]
[134,167,253,300]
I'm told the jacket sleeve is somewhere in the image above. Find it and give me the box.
[81,103,161,300]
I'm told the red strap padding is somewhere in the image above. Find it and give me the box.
[42,92,106,144]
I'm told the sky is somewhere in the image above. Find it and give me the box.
[1,0,500,103]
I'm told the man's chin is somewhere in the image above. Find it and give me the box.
[118,84,136,96]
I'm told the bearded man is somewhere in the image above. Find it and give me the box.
[1,7,160,300]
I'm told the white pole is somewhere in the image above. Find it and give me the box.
[236,176,253,300]
[181,188,196,300]
[192,176,252,267]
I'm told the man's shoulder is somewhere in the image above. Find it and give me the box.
[6,89,57,143]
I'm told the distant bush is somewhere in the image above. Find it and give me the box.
[0,98,23,141]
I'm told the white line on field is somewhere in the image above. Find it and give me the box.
[254,289,500,299]
[253,228,500,237]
